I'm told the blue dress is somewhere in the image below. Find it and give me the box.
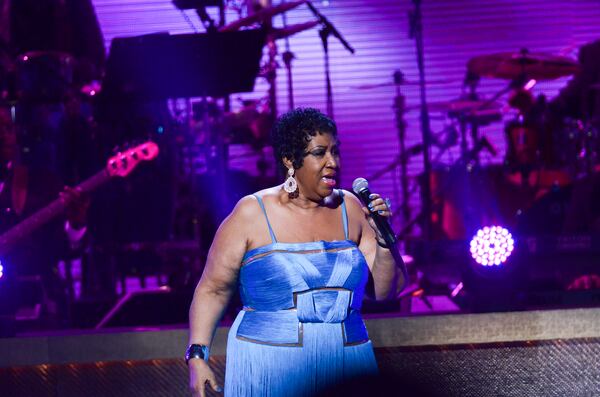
[224,191,378,396]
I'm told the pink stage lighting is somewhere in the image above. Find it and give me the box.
[469,226,515,267]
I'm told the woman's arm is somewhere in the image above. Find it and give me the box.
[188,196,257,396]
[346,192,405,300]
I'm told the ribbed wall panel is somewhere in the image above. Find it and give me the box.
[91,0,600,232]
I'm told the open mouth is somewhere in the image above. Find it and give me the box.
[321,176,336,187]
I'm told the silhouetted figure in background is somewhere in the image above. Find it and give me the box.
[549,40,600,233]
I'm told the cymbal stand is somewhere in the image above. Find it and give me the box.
[307,2,354,118]
[458,71,481,159]
[280,1,296,110]
[258,0,279,121]
[396,134,494,239]
[409,0,433,240]
[393,71,412,229]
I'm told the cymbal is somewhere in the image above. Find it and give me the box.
[468,51,579,80]
[349,78,456,90]
[220,0,306,32]
[414,99,505,124]
[424,99,503,113]
[268,20,320,40]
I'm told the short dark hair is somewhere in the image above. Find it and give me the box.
[271,107,338,170]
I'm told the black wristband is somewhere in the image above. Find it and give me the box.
[185,344,210,364]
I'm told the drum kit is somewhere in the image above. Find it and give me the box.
[2,1,594,239]
[365,48,597,239]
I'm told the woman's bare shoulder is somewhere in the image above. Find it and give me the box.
[230,186,281,220]
[252,186,283,205]
[340,189,363,211]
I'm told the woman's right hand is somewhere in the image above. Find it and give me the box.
[189,359,222,397]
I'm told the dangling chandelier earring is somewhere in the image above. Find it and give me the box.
[284,167,298,194]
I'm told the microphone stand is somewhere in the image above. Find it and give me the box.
[409,0,433,241]
[307,1,354,118]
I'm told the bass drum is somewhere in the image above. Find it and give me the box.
[425,165,506,240]
[514,183,572,235]
[424,164,569,239]
[516,171,600,235]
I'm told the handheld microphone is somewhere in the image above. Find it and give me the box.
[352,178,397,247]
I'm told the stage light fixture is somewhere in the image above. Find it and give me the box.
[469,225,515,267]
[0,263,4,279]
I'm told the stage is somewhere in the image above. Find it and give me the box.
[3,307,600,396]
[3,1,600,396]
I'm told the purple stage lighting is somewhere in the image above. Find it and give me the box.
[0,262,3,279]
[469,226,515,267]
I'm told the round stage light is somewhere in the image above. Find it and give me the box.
[469,226,515,267]
[0,263,3,279]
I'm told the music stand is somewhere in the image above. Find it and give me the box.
[101,29,266,100]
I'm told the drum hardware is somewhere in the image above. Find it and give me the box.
[407,0,435,241]
[279,0,297,111]
[368,71,476,238]
[219,2,348,118]
[269,20,321,110]
[219,0,306,32]
[468,49,580,81]
[218,1,319,118]
[394,71,412,230]
[306,1,354,118]
[467,49,580,186]
[282,48,296,110]
[417,98,503,165]
[402,136,499,241]
[366,70,451,235]
[172,0,226,31]
[349,78,456,91]
[457,70,482,160]
[422,99,503,115]
[268,20,321,40]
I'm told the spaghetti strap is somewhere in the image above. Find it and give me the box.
[339,190,349,240]
[254,194,278,243]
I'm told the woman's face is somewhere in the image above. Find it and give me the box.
[291,132,340,200]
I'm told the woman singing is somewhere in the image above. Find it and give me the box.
[187,108,404,396]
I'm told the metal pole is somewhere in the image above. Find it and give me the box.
[410,0,433,241]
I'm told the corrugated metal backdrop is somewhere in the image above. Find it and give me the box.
[91,0,600,231]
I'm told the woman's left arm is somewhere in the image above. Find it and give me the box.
[347,192,405,300]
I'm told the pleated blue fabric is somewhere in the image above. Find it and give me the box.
[224,191,378,397]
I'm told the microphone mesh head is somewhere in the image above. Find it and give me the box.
[352,178,369,194]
